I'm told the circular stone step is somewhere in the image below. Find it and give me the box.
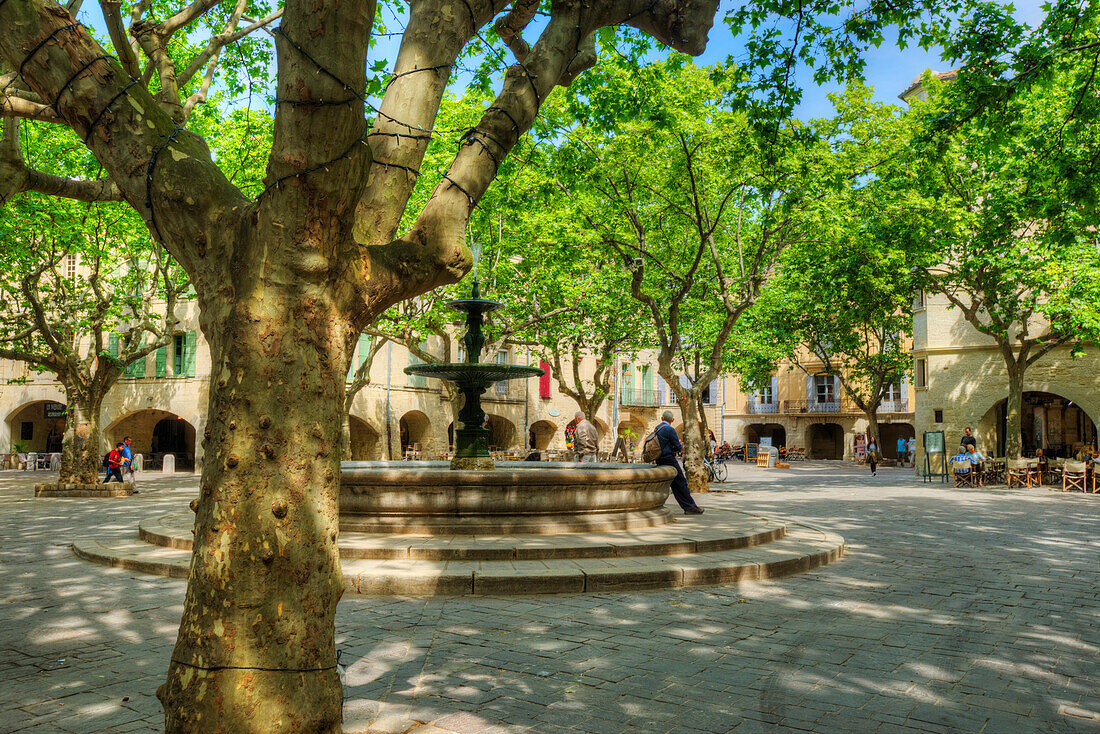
[137,510,787,561]
[73,509,844,596]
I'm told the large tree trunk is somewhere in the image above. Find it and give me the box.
[865,408,880,449]
[60,394,103,484]
[1005,366,1024,459]
[158,275,350,732]
[677,392,709,494]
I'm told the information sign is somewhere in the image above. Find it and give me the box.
[43,402,66,419]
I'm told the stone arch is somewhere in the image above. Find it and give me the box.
[977,391,1098,458]
[880,423,915,460]
[486,413,518,450]
[348,415,382,460]
[528,420,557,450]
[6,399,67,454]
[106,409,197,471]
[746,423,787,448]
[399,410,431,455]
[807,422,844,460]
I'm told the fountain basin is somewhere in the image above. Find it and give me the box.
[340,461,676,534]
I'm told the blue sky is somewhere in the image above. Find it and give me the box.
[73,0,1048,121]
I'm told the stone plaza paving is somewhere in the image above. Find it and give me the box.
[0,463,1097,733]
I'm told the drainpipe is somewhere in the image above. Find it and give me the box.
[524,347,530,449]
[385,341,393,460]
[612,355,619,435]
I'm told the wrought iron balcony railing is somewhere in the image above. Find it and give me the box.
[620,388,660,407]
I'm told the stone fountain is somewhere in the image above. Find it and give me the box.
[404,279,542,471]
[74,281,846,594]
[338,279,678,535]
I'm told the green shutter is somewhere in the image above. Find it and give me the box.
[184,330,197,377]
[358,334,370,369]
[132,342,146,377]
[156,345,167,378]
[408,344,426,388]
[108,334,118,359]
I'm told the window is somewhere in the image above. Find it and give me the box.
[934,409,944,423]
[494,350,508,394]
[20,422,33,441]
[914,290,926,310]
[173,333,185,375]
[884,383,902,401]
[814,374,835,403]
[915,358,927,388]
[65,254,77,282]
[758,381,774,404]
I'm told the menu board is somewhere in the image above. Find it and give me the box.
[924,430,945,454]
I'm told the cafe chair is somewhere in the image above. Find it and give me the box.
[952,461,977,488]
[1006,458,1036,488]
[1062,461,1087,492]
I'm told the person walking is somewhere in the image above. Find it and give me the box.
[867,439,880,477]
[896,436,907,464]
[572,412,599,463]
[654,411,703,514]
[103,442,125,483]
[120,435,139,492]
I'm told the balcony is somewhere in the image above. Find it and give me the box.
[620,388,660,407]
[783,399,847,414]
[879,399,909,413]
[748,401,778,414]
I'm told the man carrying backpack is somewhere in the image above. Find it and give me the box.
[650,411,703,515]
[103,442,125,483]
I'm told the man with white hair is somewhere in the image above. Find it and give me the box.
[654,410,703,514]
[573,411,599,462]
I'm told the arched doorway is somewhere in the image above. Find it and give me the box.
[746,423,787,448]
[808,423,843,459]
[6,400,66,454]
[880,423,915,460]
[979,392,1098,458]
[107,409,197,471]
[348,416,382,460]
[528,420,557,450]
[399,410,431,456]
[486,414,517,450]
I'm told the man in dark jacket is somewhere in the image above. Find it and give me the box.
[654,411,703,514]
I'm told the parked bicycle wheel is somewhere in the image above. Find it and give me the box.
[713,460,728,481]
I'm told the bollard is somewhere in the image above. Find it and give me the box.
[162,454,175,473]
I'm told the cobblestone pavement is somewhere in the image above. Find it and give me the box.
[1,463,1097,733]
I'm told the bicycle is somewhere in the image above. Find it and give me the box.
[704,454,728,482]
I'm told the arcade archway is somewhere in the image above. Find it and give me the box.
[107,409,197,471]
[6,400,66,454]
[880,423,915,460]
[399,410,431,455]
[746,423,787,448]
[348,416,382,460]
[808,423,844,460]
[978,392,1097,458]
[528,420,557,450]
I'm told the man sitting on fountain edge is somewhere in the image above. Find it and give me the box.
[655,411,704,515]
[573,412,599,463]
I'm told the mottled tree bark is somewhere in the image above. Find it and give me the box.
[1005,366,1024,459]
[675,391,710,493]
[60,393,104,484]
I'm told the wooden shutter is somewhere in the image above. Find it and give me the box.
[128,337,146,378]
[155,345,167,378]
[539,361,551,398]
[184,330,197,377]
[108,334,118,359]
[408,344,427,388]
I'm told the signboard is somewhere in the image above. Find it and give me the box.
[759,437,772,447]
[745,443,758,462]
[611,436,630,462]
[43,402,66,419]
[922,430,948,483]
[923,430,944,454]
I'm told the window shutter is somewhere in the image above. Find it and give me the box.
[539,361,551,398]
[184,330,197,377]
[108,334,118,359]
[156,345,167,378]
[657,375,666,405]
[408,344,427,388]
[833,375,841,402]
[708,380,718,405]
[806,374,814,402]
[130,338,146,378]
[770,376,778,403]
[358,334,370,369]
[123,339,136,378]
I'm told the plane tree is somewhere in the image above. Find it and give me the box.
[0,0,722,728]
[0,118,187,483]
